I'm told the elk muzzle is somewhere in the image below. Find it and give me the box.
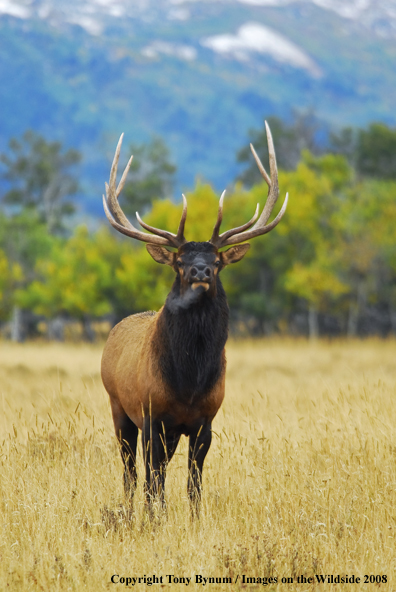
[188,261,213,291]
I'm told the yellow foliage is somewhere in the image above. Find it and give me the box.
[20,227,116,318]
[285,261,349,308]
[10,154,396,325]
[145,183,220,243]
[115,247,173,311]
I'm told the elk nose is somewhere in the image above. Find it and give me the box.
[190,264,212,282]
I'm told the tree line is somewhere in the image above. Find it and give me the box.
[1,118,396,340]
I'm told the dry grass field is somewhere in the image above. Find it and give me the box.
[0,338,395,591]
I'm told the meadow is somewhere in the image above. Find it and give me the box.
[0,338,395,591]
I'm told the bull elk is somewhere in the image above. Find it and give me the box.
[101,122,288,514]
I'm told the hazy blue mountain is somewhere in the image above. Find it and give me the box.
[1,0,396,215]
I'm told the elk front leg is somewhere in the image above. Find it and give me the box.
[142,417,168,509]
[188,423,212,515]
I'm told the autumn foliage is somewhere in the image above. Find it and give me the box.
[0,150,393,338]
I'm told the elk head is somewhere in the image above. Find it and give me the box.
[103,122,288,300]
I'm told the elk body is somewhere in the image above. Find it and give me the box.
[101,123,288,513]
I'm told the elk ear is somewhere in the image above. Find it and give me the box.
[146,244,175,266]
[220,243,250,266]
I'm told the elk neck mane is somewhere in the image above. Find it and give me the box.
[154,271,229,403]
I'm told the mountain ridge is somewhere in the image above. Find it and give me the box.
[0,0,395,215]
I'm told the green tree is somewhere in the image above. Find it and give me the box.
[0,248,23,321]
[0,130,81,233]
[356,123,396,180]
[0,210,55,281]
[237,112,322,187]
[330,122,396,181]
[0,210,55,340]
[333,177,396,335]
[18,226,118,340]
[12,143,396,340]
[329,126,357,167]
[269,151,353,337]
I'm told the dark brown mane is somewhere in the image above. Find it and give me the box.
[156,273,229,403]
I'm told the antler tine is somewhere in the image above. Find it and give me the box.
[103,135,185,247]
[210,190,226,244]
[177,194,188,241]
[117,154,134,196]
[135,194,187,247]
[103,193,140,239]
[209,189,260,247]
[208,121,287,248]
[216,192,288,248]
[103,192,174,246]
[109,133,122,192]
[258,120,279,226]
[106,134,135,228]
[257,192,288,235]
[250,143,271,187]
[214,202,260,245]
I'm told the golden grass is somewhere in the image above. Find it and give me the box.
[0,338,395,591]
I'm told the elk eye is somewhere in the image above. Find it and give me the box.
[177,261,183,267]
[215,260,220,267]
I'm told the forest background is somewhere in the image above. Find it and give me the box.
[1,116,396,342]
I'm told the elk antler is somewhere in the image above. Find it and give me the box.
[209,121,288,248]
[103,134,187,248]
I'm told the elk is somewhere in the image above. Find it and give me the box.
[101,122,288,513]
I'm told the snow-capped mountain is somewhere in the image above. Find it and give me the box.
[2,0,396,37]
[0,0,395,212]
